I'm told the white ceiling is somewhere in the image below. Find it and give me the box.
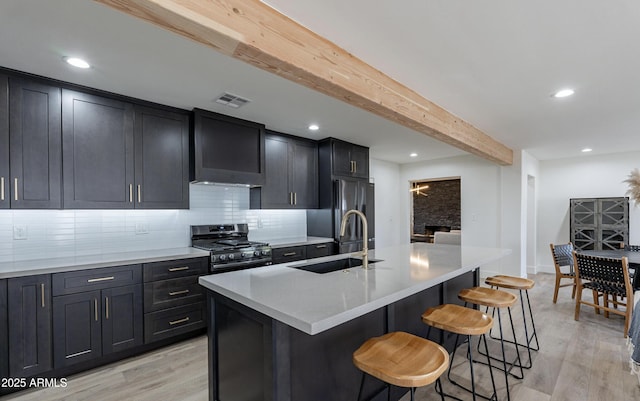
[2,0,639,165]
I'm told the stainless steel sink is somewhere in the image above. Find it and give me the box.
[289,257,382,274]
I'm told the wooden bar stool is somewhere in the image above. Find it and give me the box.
[353,331,448,401]
[422,304,498,401]
[485,275,539,369]
[459,287,522,401]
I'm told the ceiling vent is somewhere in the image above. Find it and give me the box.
[214,92,251,108]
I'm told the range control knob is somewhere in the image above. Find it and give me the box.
[261,250,270,256]
[254,251,261,257]
[219,254,226,261]
[228,253,235,260]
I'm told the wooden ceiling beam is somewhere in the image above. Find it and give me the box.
[96,0,513,165]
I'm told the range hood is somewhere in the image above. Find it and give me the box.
[190,108,266,186]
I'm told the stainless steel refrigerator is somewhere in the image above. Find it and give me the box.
[307,178,375,254]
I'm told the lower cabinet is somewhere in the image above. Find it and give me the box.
[0,279,8,382]
[7,275,52,377]
[142,257,208,343]
[52,266,143,368]
[272,242,335,264]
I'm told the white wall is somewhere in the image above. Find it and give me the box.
[537,150,640,273]
[370,159,403,247]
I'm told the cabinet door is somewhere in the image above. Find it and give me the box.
[9,79,62,208]
[291,139,318,208]
[260,134,292,208]
[53,290,102,368]
[134,106,189,209]
[350,144,369,179]
[102,285,143,354]
[7,275,52,377]
[0,280,7,381]
[62,90,134,209]
[331,140,354,177]
[0,75,8,209]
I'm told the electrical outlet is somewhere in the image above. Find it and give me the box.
[135,223,149,235]
[13,225,28,240]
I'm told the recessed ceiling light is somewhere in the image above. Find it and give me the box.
[553,88,574,98]
[64,56,91,69]
[308,124,319,131]
[410,153,418,157]
[582,148,593,153]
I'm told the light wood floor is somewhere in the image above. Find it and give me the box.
[4,273,639,401]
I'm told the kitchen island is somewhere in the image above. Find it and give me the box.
[199,243,509,401]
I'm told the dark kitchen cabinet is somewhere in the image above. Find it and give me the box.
[192,108,265,185]
[134,105,189,209]
[8,78,62,208]
[250,132,318,209]
[52,266,143,368]
[0,75,8,209]
[0,279,7,382]
[7,274,52,377]
[142,257,208,343]
[329,138,369,179]
[62,89,134,209]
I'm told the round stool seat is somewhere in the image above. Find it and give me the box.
[485,275,535,290]
[459,286,517,308]
[353,331,449,388]
[422,304,493,336]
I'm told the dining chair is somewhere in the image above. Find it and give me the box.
[549,243,577,303]
[573,252,634,337]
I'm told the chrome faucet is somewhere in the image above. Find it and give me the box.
[339,209,369,269]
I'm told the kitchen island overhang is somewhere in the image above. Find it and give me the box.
[199,243,510,401]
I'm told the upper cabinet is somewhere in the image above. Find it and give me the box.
[0,77,62,209]
[62,90,189,209]
[324,138,369,179]
[134,106,189,209]
[192,108,265,186]
[0,75,7,209]
[250,131,318,209]
[62,90,134,209]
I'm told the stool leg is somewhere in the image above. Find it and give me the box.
[517,289,533,369]
[410,387,415,401]
[357,372,366,401]
[466,334,478,401]
[481,333,498,401]
[436,378,445,401]
[524,289,540,351]
[506,306,525,379]
[496,308,512,401]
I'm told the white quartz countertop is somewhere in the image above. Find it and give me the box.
[199,243,510,335]
[0,247,210,278]
[267,236,334,248]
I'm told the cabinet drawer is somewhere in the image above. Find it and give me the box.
[272,246,306,264]
[305,243,334,259]
[144,303,205,343]
[144,276,204,313]
[143,257,208,282]
[52,265,141,296]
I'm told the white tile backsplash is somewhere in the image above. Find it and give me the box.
[0,184,308,263]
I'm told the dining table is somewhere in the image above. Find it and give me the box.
[579,249,640,290]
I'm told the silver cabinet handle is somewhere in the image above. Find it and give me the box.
[283,252,297,257]
[129,184,133,203]
[137,184,141,203]
[14,178,18,200]
[41,283,45,308]
[293,192,297,205]
[87,276,115,283]
[289,192,293,205]
[94,298,98,321]
[168,266,189,272]
[169,289,190,296]
[105,296,109,320]
[169,317,190,326]
[1,177,4,201]
[316,244,327,249]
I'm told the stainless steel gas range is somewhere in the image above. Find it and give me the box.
[190,224,272,273]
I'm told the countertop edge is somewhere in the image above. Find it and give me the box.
[0,248,211,279]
